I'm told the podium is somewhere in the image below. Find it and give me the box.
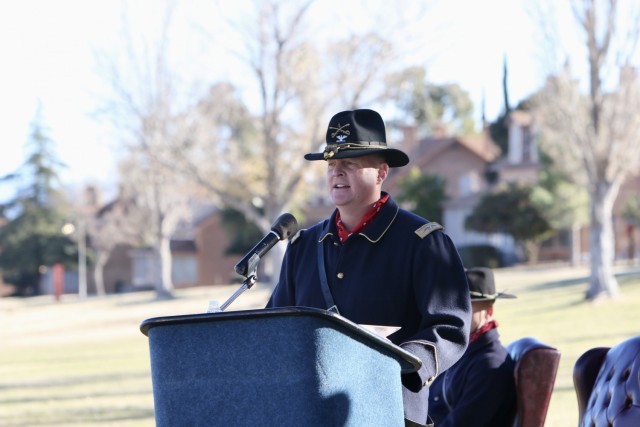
[140,307,421,426]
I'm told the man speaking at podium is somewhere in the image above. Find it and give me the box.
[266,109,471,427]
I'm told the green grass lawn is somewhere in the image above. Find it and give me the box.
[1,264,639,426]
[495,264,640,427]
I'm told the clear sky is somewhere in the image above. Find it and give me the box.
[0,0,574,202]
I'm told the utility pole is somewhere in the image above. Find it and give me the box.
[78,217,87,299]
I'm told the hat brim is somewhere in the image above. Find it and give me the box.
[471,292,518,301]
[304,148,409,168]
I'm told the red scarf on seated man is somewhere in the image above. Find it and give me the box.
[335,194,390,244]
[469,320,499,344]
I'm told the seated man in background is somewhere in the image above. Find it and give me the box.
[428,267,517,427]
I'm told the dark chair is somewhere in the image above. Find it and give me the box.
[573,335,640,427]
[506,337,561,427]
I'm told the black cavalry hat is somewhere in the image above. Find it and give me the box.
[304,109,410,168]
[466,267,517,301]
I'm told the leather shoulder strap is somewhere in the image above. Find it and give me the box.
[317,224,339,314]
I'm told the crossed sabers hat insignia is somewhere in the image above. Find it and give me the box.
[329,122,350,139]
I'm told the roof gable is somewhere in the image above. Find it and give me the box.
[410,134,501,169]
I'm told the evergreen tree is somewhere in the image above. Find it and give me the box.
[220,206,264,255]
[622,194,640,228]
[622,194,640,263]
[0,111,76,296]
[465,182,553,263]
[488,56,511,154]
[396,168,447,223]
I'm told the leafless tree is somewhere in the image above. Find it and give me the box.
[87,188,148,296]
[119,153,192,297]
[94,1,196,298]
[95,0,431,288]
[533,0,640,300]
[167,0,419,283]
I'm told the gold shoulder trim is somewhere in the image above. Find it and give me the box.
[414,222,443,239]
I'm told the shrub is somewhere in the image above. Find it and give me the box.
[458,244,513,268]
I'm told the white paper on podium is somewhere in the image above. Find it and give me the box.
[358,324,401,338]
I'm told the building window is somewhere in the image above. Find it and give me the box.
[509,123,538,165]
[172,255,198,283]
[131,250,159,287]
[459,172,480,196]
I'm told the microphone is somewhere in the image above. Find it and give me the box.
[234,213,299,277]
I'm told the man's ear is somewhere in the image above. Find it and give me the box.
[377,163,389,183]
[486,304,495,317]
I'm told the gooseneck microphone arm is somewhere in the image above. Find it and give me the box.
[218,274,257,312]
[216,213,299,312]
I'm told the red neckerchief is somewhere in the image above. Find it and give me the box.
[335,193,390,244]
[469,319,499,344]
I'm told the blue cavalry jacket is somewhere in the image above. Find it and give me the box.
[266,194,471,425]
[428,327,516,426]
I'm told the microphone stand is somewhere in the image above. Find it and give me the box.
[218,270,258,312]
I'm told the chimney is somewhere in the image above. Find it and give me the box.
[432,122,447,138]
[399,124,419,153]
